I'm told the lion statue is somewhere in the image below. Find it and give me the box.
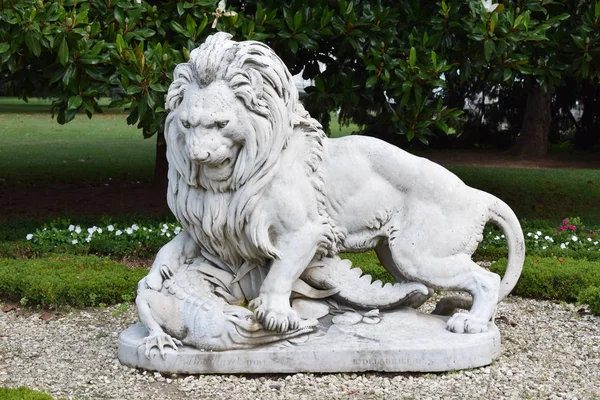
[144,32,525,338]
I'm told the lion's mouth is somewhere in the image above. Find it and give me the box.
[206,157,232,169]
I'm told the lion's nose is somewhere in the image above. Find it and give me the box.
[193,151,211,162]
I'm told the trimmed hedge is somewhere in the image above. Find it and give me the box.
[344,253,600,316]
[0,255,147,308]
[491,256,600,314]
[0,387,60,400]
[578,286,600,315]
[475,247,600,262]
[0,239,164,260]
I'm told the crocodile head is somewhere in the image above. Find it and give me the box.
[220,305,318,349]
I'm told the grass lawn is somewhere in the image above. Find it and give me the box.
[447,165,600,225]
[2,97,599,225]
[0,97,155,184]
[0,99,356,184]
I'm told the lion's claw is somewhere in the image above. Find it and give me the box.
[446,312,489,334]
[249,295,299,333]
[143,332,183,359]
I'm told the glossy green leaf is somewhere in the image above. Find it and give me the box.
[126,85,142,95]
[186,14,196,35]
[149,83,168,92]
[115,34,125,54]
[293,11,302,30]
[484,40,495,63]
[114,7,125,27]
[58,37,68,66]
[409,46,416,67]
[366,75,378,88]
[67,95,82,111]
[24,31,41,56]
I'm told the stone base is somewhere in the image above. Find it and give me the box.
[118,308,500,374]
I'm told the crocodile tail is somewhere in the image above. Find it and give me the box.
[300,256,431,310]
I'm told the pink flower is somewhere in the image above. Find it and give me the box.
[560,226,566,231]
[569,225,576,231]
[562,219,569,224]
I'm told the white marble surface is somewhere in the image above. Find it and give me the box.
[128,32,525,368]
[119,308,500,374]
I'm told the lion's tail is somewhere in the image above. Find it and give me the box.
[485,192,526,302]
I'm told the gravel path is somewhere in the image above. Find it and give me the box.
[0,298,598,400]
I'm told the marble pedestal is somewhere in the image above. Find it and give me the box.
[118,308,500,374]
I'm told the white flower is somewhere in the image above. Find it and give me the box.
[26,234,33,240]
[132,224,139,231]
[536,231,542,236]
[571,236,578,242]
[116,230,122,236]
[534,235,539,240]
[494,236,500,240]
[68,225,75,231]
[88,227,97,234]
[481,0,499,13]
[72,239,78,244]
[501,234,505,238]
[107,225,114,232]
[594,241,599,245]
[560,243,567,249]
[126,228,134,234]
[527,232,532,237]
[588,238,592,242]
[542,246,547,250]
[166,233,171,237]
[174,226,182,234]
[97,228,103,234]
[75,226,82,234]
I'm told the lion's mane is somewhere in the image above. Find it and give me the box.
[164,33,336,295]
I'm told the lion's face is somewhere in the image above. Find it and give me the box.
[176,81,255,185]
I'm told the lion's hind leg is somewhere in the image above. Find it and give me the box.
[387,234,500,333]
[441,257,500,333]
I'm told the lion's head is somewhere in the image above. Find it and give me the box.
[163,33,332,272]
[165,32,300,193]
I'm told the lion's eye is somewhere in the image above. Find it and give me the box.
[216,120,229,129]
[181,120,191,129]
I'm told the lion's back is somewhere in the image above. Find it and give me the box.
[322,135,474,210]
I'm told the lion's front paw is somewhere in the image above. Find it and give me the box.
[249,295,299,333]
[446,312,489,334]
[142,332,183,359]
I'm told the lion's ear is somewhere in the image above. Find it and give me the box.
[248,69,264,98]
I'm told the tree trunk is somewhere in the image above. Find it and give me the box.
[153,131,169,189]
[575,80,600,149]
[512,85,552,159]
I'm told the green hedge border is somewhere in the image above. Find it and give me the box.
[0,255,147,308]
